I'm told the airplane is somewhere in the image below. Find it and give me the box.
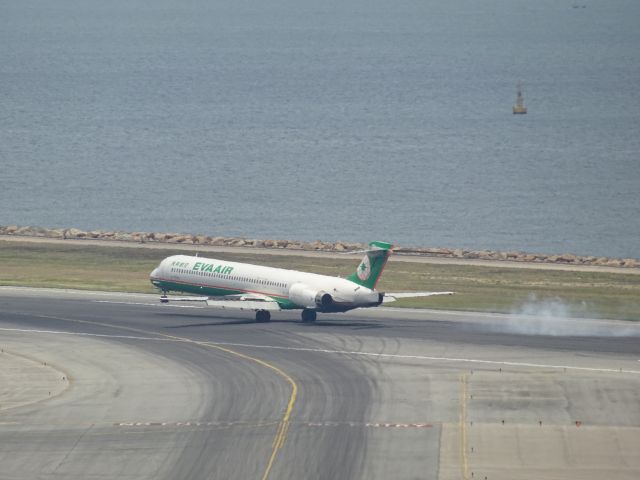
[149,241,453,323]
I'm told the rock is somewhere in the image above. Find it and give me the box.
[622,258,639,268]
[114,232,132,241]
[557,254,578,263]
[309,240,325,250]
[166,233,187,242]
[421,247,453,256]
[15,226,33,235]
[12,225,636,271]
[28,226,47,236]
[207,236,223,246]
[168,235,189,243]
[66,228,87,239]
[46,229,65,239]
[131,231,147,240]
[131,233,147,243]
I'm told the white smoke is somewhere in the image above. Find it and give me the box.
[492,294,640,337]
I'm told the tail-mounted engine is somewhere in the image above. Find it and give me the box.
[289,283,333,310]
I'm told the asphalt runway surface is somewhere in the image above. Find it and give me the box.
[1,287,639,480]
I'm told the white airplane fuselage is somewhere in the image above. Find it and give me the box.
[150,254,383,313]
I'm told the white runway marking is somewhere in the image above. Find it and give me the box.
[93,300,205,309]
[0,327,172,342]
[198,341,640,375]
[0,286,153,298]
[112,420,434,429]
[1,326,638,375]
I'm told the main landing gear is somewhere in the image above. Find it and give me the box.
[301,309,317,323]
[255,310,317,323]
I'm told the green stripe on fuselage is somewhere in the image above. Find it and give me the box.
[152,279,298,310]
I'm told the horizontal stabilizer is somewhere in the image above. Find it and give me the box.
[383,291,454,303]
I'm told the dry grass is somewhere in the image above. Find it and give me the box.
[1,240,638,320]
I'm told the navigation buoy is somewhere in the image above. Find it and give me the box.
[513,81,527,114]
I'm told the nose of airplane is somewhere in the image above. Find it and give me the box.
[150,267,159,279]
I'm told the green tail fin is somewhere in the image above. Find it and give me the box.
[346,241,393,289]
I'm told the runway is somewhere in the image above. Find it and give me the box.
[1,287,639,480]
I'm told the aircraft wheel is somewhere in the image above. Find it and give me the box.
[301,309,317,323]
[256,310,271,323]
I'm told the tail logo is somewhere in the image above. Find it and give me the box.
[356,256,371,281]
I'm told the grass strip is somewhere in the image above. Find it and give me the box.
[1,240,638,321]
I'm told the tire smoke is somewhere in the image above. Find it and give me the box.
[491,295,640,337]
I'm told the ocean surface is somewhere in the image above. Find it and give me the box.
[2,0,639,258]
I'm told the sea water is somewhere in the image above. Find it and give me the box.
[1,0,639,257]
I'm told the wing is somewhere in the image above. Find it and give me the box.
[383,291,454,303]
[160,293,282,311]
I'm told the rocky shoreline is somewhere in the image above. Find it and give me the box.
[1,224,638,269]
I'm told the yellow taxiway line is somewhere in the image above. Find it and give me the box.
[11,314,298,480]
